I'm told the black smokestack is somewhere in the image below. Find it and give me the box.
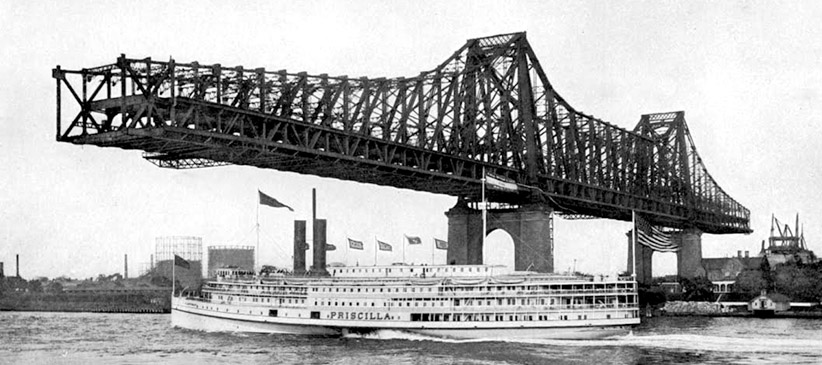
[0,262,4,278]
[124,254,129,279]
[16,254,20,278]
[312,219,328,275]
[294,220,307,274]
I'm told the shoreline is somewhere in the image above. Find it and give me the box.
[0,308,168,314]
[656,311,822,319]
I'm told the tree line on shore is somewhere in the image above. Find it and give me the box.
[641,259,822,306]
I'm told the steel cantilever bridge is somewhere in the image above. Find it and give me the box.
[53,32,750,235]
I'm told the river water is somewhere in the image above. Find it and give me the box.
[2,312,822,364]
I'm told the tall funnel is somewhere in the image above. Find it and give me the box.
[16,254,20,278]
[312,219,328,275]
[293,220,307,274]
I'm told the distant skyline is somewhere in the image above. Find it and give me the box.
[2,1,821,279]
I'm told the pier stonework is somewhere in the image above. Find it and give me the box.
[626,232,654,285]
[445,200,554,273]
[674,228,706,279]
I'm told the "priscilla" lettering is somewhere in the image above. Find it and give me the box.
[328,311,392,320]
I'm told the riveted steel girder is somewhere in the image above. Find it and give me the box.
[52,33,750,234]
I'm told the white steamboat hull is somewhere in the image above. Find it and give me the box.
[172,299,635,340]
[172,304,341,336]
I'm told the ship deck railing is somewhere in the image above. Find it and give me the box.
[228,275,636,285]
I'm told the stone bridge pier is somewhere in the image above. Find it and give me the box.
[445,200,553,273]
[626,228,705,285]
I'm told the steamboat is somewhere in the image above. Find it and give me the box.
[171,264,639,340]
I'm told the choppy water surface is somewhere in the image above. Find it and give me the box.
[1,312,821,364]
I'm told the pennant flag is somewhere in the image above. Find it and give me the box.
[406,235,422,245]
[635,213,679,252]
[485,173,518,192]
[258,190,294,211]
[325,244,337,251]
[348,238,364,250]
[377,240,392,251]
[434,238,448,250]
[174,254,190,269]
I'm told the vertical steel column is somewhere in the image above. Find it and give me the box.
[517,37,538,183]
[170,59,176,125]
[54,66,61,140]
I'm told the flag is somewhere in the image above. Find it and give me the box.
[406,235,422,245]
[635,213,679,252]
[258,190,294,211]
[348,238,364,250]
[377,240,392,251]
[485,173,518,192]
[434,238,448,250]
[325,244,337,251]
[174,254,190,269]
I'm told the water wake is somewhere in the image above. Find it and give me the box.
[344,329,822,357]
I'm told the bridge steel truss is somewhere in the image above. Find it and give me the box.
[52,32,750,234]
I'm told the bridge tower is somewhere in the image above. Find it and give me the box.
[627,228,705,285]
[445,200,553,273]
[674,229,705,279]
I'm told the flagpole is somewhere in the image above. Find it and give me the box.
[482,167,487,256]
[631,211,637,279]
[374,236,378,266]
[256,195,260,274]
[402,235,406,264]
[431,238,435,265]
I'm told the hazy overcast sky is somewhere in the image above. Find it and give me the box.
[2,1,821,279]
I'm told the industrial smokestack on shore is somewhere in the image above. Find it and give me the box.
[16,254,20,278]
[0,262,4,278]
[124,254,129,279]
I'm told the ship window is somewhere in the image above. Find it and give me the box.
[269,310,278,317]
[310,311,320,319]
[380,288,383,292]
[358,288,361,292]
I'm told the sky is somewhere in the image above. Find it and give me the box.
[2,1,821,280]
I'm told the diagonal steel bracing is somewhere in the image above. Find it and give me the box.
[52,32,750,234]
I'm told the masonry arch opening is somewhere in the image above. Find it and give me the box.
[483,229,515,269]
